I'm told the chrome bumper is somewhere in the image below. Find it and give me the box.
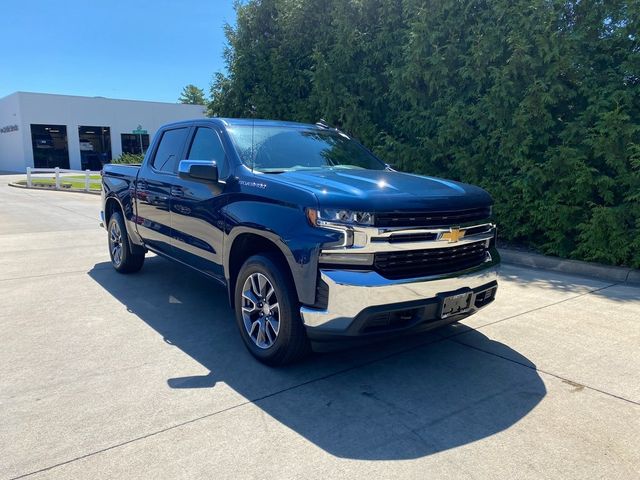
[300,252,499,334]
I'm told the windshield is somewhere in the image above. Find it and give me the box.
[227,125,387,172]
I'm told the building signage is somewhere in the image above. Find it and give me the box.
[0,124,19,134]
[132,124,147,135]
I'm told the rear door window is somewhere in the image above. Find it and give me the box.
[152,127,189,174]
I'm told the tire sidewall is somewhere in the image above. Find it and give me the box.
[234,254,300,363]
[108,212,131,272]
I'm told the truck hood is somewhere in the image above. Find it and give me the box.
[264,169,492,212]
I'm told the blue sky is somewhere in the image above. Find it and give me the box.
[0,0,236,102]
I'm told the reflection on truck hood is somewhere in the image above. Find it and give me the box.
[262,169,493,211]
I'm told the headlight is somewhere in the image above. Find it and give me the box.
[306,208,374,226]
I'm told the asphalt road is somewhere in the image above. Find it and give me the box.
[1,176,639,479]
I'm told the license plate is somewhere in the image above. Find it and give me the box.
[438,291,473,319]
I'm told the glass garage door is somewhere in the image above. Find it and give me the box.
[79,126,112,170]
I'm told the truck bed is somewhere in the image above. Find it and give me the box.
[102,164,141,216]
[103,163,141,178]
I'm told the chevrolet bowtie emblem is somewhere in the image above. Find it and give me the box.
[441,227,465,243]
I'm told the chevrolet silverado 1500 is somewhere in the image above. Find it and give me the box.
[101,118,499,365]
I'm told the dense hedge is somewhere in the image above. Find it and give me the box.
[111,153,145,164]
[210,0,640,267]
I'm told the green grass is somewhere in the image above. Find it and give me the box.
[18,174,102,191]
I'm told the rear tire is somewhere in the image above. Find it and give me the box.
[108,211,145,273]
[234,254,310,366]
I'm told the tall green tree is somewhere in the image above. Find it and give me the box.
[179,84,206,105]
[210,0,640,267]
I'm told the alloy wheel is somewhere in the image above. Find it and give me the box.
[109,221,123,267]
[241,272,280,349]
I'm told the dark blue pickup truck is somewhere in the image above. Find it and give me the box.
[101,118,499,365]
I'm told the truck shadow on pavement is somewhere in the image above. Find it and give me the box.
[89,256,546,460]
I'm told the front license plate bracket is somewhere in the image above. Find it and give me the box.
[438,290,473,319]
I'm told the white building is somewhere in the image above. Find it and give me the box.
[0,92,206,172]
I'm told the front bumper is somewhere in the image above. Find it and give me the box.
[300,249,499,338]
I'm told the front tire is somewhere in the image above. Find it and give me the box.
[234,254,310,365]
[108,211,145,273]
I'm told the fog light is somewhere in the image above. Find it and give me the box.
[319,252,374,266]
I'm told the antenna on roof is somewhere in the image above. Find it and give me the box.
[316,118,350,139]
[250,104,257,173]
[315,119,332,129]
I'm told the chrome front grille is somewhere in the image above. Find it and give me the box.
[319,217,496,279]
[349,223,495,253]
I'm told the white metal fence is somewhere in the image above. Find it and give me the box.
[26,167,101,192]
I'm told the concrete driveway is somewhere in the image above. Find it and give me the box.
[1,176,638,479]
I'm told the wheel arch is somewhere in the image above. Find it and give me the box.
[225,229,309,309]
[104,194,145,254]
[104,195,122,226]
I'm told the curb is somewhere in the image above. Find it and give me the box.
[499,248,639,285]
[8,182,101,195]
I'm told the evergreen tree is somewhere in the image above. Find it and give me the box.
[179,84,206,105]
[210,0,640,267]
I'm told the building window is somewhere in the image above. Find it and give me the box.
[31,124,69,169]
[79,126,112,170]
[121,133,150,155]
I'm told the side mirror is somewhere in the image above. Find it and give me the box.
[178,159,218,182]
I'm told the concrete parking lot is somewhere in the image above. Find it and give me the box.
[1,175,639,479]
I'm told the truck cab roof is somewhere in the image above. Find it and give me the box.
[160,117,326,131]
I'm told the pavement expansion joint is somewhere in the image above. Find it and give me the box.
[450,337,640,407]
